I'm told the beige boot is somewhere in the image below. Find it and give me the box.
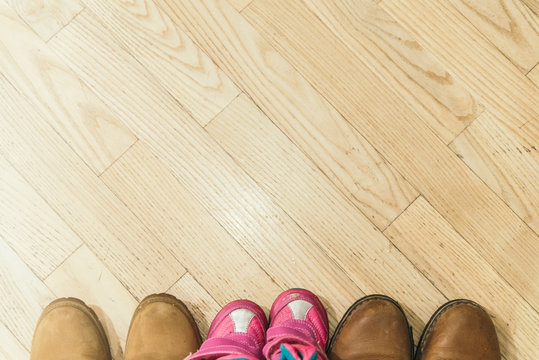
[30,298,111,360]
[124,293,202,360]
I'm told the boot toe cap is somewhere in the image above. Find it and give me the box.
[31,298,111,360]
[329,295,413,360]
[418,300,501,360]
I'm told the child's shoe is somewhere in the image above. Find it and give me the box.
[263,289,329,360]
[187,300,267,360]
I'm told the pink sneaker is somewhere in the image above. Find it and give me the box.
[187,300,267,360]
[263,289,329,360]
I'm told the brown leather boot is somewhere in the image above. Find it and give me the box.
[30,298,111,360]
[327,295,413,360]
[416,299,500,360]
[124,293,202,360]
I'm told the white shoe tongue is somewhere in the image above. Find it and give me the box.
[229,308,256,332]
[288,300,313,320]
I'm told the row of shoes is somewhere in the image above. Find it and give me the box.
[30,289,501,360]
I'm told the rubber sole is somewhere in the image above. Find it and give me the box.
[34,297,112,360]
[326,294,414,359]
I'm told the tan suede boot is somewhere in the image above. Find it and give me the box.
[30,298,111,360]
[416,299,501,360]
[327,295,413,360]
[124,293,202,360]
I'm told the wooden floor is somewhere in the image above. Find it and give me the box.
[0,0,537,358]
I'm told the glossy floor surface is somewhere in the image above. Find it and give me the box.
[0,0,537,359]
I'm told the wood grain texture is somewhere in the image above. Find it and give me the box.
[0,239,55,347]
[8,0,83,40]
[229,0,251,11]
[450,111,539,233]
[0,155,81,279]
[381,0,538,127]
[101,141,282,306]
[385,197,539,359]
[45,245,138,359]
[0,321,29,359]
[449,0,539,73]
[155,0,418,230]
[520,116,539,139]
[522,0,539,15]
[81,0,239,126]
[528,63,539,85]
[207,94,446,337]
[0,74,186,299]
[167,273,221,338]
[0,0,536,352]
[282,0,482,143]
[218,0,539,309]
[0,3,136,174]
[49,9,365,326]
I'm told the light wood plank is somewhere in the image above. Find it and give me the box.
[528,63,539,85]
[229,0,251,11]
[81,0,239,126]
[522,0,539,15]
[0,3,136,175]
[101,141,282,306]
[167,273,221,338]
[449,0,539,73]
[154,0,419,231]
[49,10,366,327]
[45,245,139,359]
[450,111,539,233]
[277,0,482,143]
[207,94,447,338]
[523,63,538,132]
[193,0,539,309]
[385,197,539,359]
[0,239,55,348]
[0,73,186,299]
[520,116,539,141]
[0,155,81,279]
[381,0,538,127]
[8,0,83,41]
[0,321,29,359]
